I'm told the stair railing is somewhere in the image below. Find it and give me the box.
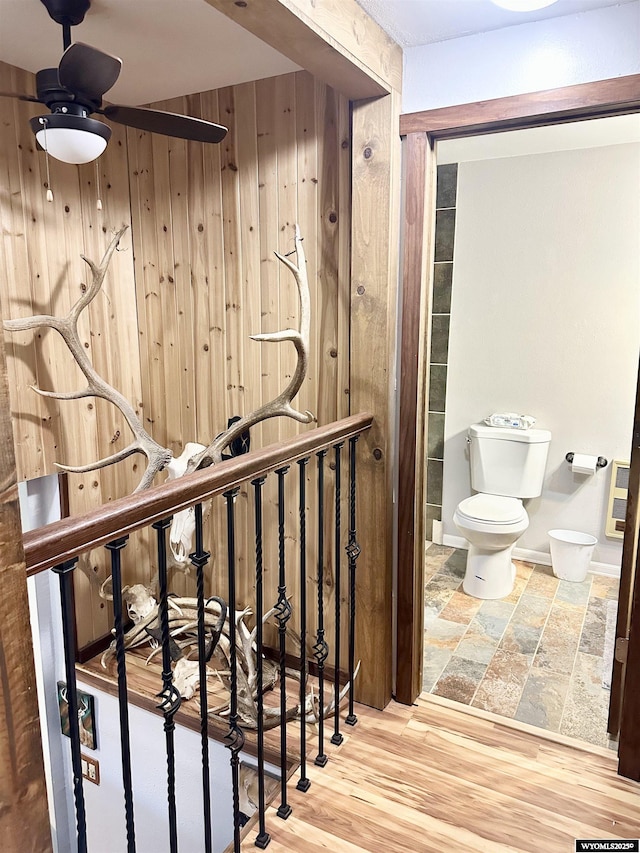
[24,412,372,853]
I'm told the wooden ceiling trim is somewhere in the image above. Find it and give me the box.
[204,0,402,99]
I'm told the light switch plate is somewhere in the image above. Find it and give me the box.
[81,754,100,786]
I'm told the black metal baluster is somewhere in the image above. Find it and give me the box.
[224,488,245,853]
[153,518,181,853]
[331,442,344,746]
[314,449,329,766]
[346,436,361,727]
[52,558,87,853]
[251,476,270,849]
[105,536,136,853]
[188,503,213,853]
[275,466,293,819]
[296,457,311,793]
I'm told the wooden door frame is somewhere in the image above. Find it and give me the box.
[617,363,640,780]
[395,74,640,711]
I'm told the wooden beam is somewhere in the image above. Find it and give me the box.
[400,74,640,137]
[350,91,402,709]
[204,0,402,100]
[395,131,434,705]
[0,322,52,851]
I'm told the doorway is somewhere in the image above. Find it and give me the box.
[419,118,639,747]
[395,73,640,779]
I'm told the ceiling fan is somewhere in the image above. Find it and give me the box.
[0,0,228,165]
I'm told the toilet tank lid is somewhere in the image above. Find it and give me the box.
[469,423,551,444]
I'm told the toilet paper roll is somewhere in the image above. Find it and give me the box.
[571,453,598,475]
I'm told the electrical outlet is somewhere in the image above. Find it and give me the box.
[81,754,100,786]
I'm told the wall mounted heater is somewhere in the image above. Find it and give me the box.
[606,460,630,539]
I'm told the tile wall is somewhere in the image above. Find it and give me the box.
[426,163,458,539]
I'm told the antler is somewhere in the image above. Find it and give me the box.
[187,224,315,473]
[4,224,313,497]
[3,226,173,491]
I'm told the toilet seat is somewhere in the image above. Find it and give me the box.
[456,494,525,525]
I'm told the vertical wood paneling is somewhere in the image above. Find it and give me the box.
[0,61,141,648]
[0,68,45,478]
[199,88,228,447]
[0,319,52,852]
[0,64,351,653]
[255,77,282,451]
[350,90,402,709]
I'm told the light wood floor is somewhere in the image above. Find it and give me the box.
[241,693,640,852]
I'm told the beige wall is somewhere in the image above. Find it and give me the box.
[442,141,640,569]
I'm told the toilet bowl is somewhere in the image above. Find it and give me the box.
[453,493,529,599]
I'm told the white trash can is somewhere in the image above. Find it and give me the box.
[548,529,597,582]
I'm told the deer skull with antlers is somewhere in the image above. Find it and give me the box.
[4,225,359,730]
[4,224,315,561]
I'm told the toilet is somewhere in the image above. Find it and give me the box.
[454,422,551,599]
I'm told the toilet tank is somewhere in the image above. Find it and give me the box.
[469,423,552,498]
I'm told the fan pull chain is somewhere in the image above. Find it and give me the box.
[40,118,54,203]
[95,161,103,211]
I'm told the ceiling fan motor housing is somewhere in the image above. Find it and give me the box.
[40,0,91,27]
[36,68,100,112]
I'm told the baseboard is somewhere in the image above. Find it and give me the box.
[441,533,620,578]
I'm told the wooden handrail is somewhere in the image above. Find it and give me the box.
[24,413,373,576]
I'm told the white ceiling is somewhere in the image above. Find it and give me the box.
[355,0,637,47]
[0,0,636,105]
[437,113,640,163]
[0,0,299,106]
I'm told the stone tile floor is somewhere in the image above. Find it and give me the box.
[423,544,619,748]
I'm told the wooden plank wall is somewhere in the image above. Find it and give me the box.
[0,61,141,646]
[0,62,352,653]
[0,317,51,851]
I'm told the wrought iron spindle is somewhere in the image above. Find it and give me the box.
[314,449,329,766]
[52,558,87,853]
[152,518,181,853]
[296,457,311,792]
[105,536,136,853]
[188,503,213,853]
[274,466,293,819]
[223,488,245,853]
[251,476,271,849]
[331,442,344,746]
[346,436,361,727]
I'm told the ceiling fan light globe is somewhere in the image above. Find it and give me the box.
[30,113,111,164]
[491,0,559,9]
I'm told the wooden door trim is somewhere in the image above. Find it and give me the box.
[400,74,640,137]
[617,357,640,779]
[396,131,432,703]
[608,358,640,738]
[395,74,640,707]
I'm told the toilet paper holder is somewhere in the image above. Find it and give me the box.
[565,452,608,469]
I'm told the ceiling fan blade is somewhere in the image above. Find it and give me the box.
[103,105,228,144]
[58,42,122,102]
[0,90,41,104]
